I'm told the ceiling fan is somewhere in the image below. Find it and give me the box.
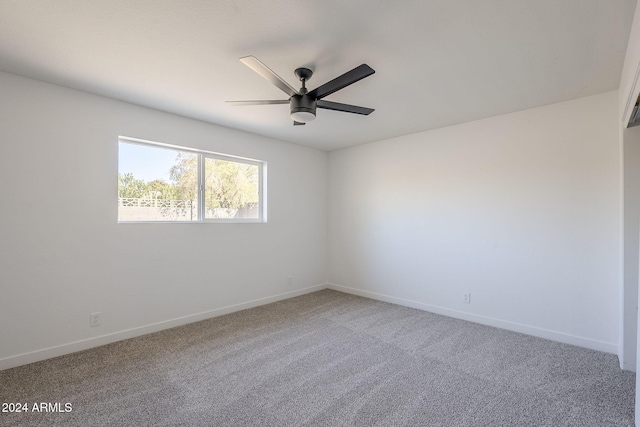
[227,56,375,125]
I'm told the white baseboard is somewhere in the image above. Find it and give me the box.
[2,282,620,371]
[0,284,327,371]
[327,283,619,355]
[622,360,637,371]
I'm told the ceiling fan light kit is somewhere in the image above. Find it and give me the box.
[290,97,316,123]
[228,56,375,126]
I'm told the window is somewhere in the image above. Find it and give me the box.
[118,137,265,223]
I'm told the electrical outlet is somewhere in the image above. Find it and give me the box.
[90,312,101,327]
[463,293,471,304]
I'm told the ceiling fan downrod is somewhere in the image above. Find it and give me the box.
[291,67,316,123]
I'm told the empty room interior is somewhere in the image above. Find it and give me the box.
[4,1,640,425]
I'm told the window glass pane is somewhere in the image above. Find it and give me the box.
[118,142,198,221]
[204,157,260,220]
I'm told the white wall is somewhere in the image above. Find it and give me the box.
[328,91,621,353]
[0,68,625,371]
[0,71,328,369]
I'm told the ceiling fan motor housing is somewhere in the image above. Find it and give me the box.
[290,94,317,122]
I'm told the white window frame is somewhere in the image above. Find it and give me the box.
[118,136,267,223]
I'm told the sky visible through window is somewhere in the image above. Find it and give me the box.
[118,142,178,182]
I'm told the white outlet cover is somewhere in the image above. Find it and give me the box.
[90,312,101,327]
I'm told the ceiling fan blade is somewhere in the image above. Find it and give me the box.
[308,64,375,100]
[240,56,299,97]
[317,100,374,115]
[293,121,306,126]
[226,100,289,106]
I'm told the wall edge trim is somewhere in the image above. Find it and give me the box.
[0,284,327,371]
[327,283,619,355]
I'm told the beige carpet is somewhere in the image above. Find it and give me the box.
[0,289,635,426]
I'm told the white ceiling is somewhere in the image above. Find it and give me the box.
[0,1,636,151]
